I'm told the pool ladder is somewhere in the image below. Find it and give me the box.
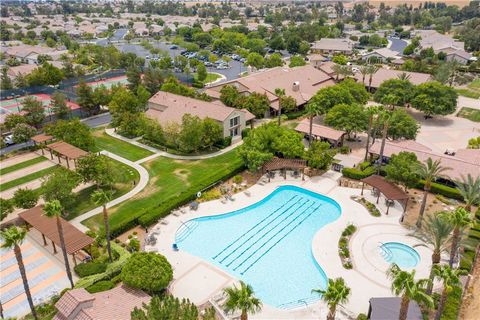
[379,242,393,260]
[175,220,199,243]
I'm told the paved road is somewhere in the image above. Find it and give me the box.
[95,29,128,46]
[387,36,408,54]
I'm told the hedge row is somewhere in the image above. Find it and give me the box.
[342,166,376,180]
[109,162,245,237]
[285,109,307,120]
[414,180,463,201]
[74,261,107,278]
[460,208,480,271]
[86,280,115,293]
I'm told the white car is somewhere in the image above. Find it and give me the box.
[3,134,14,146]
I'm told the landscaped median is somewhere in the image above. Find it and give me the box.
[82,150,244,236]
[0,156,47,176]
[0,165,58,192]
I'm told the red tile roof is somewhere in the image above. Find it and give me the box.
[295,119,346,141]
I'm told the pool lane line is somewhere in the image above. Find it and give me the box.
[212,195,299,260]
[239,203,322,275]
[224,199,311,268]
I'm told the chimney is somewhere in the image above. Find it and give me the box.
[292,81,300,92]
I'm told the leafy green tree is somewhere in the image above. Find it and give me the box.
[309,85,353,113]
[50,91,70,119]
[223,281,262,320]
[4,113,26,130]
[0,226,38,319]
[121,252,173,294]
[304,141,335,170]
[196,62,207,82]
[136,84,151,108]
[239,93,270,118]
[325,103,368,139]
[108,86,142,129]
[387,264,433,320]
[246,52,264,69]
[13,188,38,209]
[192,32,213,48]
[265,53,283,68]
[131,295,214,320]
[44,200,74,288]
[220,85,240,107]
[22,96,45,128]
[386,109,419,140]
[76,80,96,115]
[92,84,112,108]
[273,129,304,159]
[409,214,453,294]
[142,117,165,146]
[45,119,95,151]
[415,158,450,228]
[202,118,223,149]
[433,265,466,320]
[467,137,480,149]
[92,190,113,262]
[373,79,415,108]
[179,114,203,153]
[12,123,36,143]
[279,95,296,114]
[338,78,369,105]
[41,167,80,210]
[440,207,472,267]
[160,77,196,98]
[143,68,164,94]
[312,278,350,320]
[411,82,458,117]
[455,174,480,212]
[332,54,348,65]
[385,152,420,191]
[1,66,12,90]
[288,55,306,68]
[0,198,14,221]
[127,66,142,92]
[76,153,117,188]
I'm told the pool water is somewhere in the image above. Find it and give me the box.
[175,185,341,308]
[380,242,420,268]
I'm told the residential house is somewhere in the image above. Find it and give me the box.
[2,45,61,65]
[445,50,473,65]
[53,285,150,320]
[310,38,355,55]
[415,30,472,64]
[146,91,255,139]
[354,68,432,90]
[7,64,38,81]
[361,48,400,63]
[205,65,335,116]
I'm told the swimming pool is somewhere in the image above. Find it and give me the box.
[175,185,342,308]
[379,242,420,269]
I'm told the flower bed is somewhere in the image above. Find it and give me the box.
[339,224,357,269]
[351,196,381,217]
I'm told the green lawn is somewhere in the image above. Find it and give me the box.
[0,156,47,176]
[456,79,480,99]
[457,107,480,122]
[65,158,140,220]
[0,166,58,191]
[82,150,244,232]
[194,72,221,84]
[93,131,153,162]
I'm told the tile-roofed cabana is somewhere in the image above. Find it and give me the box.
[46,141,88,168]
[360,175,409,215]
[295,119,346,146]
[19,206,94,265]
[262,157,307,181]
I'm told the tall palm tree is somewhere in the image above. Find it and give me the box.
[359,65,370,85]
[377,110,390,173]
[44,200,74,288]
[455,174,480,212]
[414,158,450,228]
[397,72,411,81]
[331,64,343,81]
[223,281,262,320]
[387,264,433,320]
[274,88,285,126]
[339,65,353,79]
[367,65,379,92]
[433,264,466,320]
[312,278,350,320]
[92,189,113,262]
[305,101,322,146]
[440,207,472,267]
[0,226,38,320]
[409,214,453,294]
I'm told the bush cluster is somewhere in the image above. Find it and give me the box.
[357,197,381,217]
[339,224,357,269]
[86,280,115,293]
[414,180,463,200]
[74,261,108,278]
[342,165,375,180]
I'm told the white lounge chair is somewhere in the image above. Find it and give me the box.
[244,190,251,196]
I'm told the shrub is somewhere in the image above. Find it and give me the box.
[414,180,462,200]
[13,188,39,209]
[357,314,368,320]
[342,166,375,180]
[199,188,222,202]
[440,286,462,320]
[215,136,232,148]
[121,252,173,294]
[127,238,140,252]
[232,175,243,184]
[74,261,108,278]
[339,145,350,154]
[241,128,251,138]
[285,109,307,120]
[86,280,114,293]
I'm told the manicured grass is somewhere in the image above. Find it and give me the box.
[93,131,153,162]
[0,166,58,191]
[82,150,244,232]
[194,72,221,84]
[455,88,480,99]
[457,107,480,122]
[65,159,140,220]
[0,156,47,176]
[468,79,480,90]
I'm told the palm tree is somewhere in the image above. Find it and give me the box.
[397,72,411,81]
[455,174,480,212]
[359,65,370,85]
[440,207,472,267]
[92,189,113,262]
[312,278,350,320]
[1,226,38,320]
[387,264,433,320]
[223,281,262,320]
[331,64,342,81]
[377,110,390,173]
[409,214,453,294]
[305,101,322,146]
[44,200,74,288]
[415,158,450,228]
[367,65,379,92]
[433,264,466,320]
[339,65,353,79]
[274,88,285,126]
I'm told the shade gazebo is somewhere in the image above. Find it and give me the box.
[262,158,307,181]
[46,141,88,168]
[31,134,54,155]
[360,175,409,216]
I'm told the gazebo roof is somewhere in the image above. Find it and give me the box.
[361,175,409,201]
[263,158,307,171]
[46,141,88,160]
[295,119,346,141]
[31,134,53,143]
[19,206,94,254]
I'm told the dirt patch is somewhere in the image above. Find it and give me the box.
[115,225,146,248]
[174,168,191,185]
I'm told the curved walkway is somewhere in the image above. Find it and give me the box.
[70,150,149,232]
[104,128,243,163]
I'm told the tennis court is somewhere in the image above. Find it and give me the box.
[84,75,129,89]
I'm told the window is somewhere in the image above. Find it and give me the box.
[230,127,239,137]
[229,116,239,128]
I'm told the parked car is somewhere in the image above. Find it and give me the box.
[170,45,178,49]
[145,55,150,59]
[216,64,229,70]
[3,134,14,146]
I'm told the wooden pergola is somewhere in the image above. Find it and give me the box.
[360,175,409,216]
[19,206,94,266]
[31,134,54,156]
[262,158,307,181]
[46,141,88,168]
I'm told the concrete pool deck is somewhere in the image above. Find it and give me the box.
[145,171,437,319]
